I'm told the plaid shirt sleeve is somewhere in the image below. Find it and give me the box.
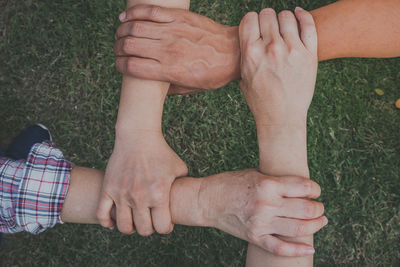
[0,141,73,234]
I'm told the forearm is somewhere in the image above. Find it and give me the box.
[62,166,207,227]
[246,122,311,266]
[312,0,400,61]
[116,0,190,135]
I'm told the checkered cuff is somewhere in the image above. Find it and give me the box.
[0,141,73,234]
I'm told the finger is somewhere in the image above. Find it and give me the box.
[239,12,260,49]
[272,216,328,237]
[277,10,303,48]
[151,205,173,234]
[167,85,205,95]
[115,57,164,81]
[259,8,281,44]
[120,5,174,23]
[115,204,135,234]
[278,176,321,198]
[294,7,318,55]
[96,194,115,229]
[114,37,162,60]
[279,198,324,219]
[259,234,315,256]
[116,21,165,40]
[132,207,154,236]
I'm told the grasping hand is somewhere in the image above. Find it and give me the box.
[97,131,188,235]
[200,169,327,256]
[238,7,318,127]
[114,5,240,92]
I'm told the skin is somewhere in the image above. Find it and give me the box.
[114,0,400,93]
[61,166,327,256]
[97,0,190,237]
[238,7,318,266]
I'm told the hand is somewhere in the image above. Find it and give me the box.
[199,169,327,257]
[239,8,318,127]
[97,131,188,235]
[114,4,240,91]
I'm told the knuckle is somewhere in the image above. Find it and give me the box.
[151,190,167,204]
[116,25,124,38]
[131,191,144,205]
[295,222,305,236]
[150,5,161,20]
[246,231,258,242]
[96,211,108,223]
[132,22,143,35]
[278,10,293,19]
[252,199,271,215]
[122,38,133,54]
[126,58,136,73]
[268,41,285,56]
[259,178,279,194]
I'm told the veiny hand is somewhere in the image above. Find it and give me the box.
[239,8,318,126]
[97,131,188,235]
[114,4,240,91]
[199,169,327,257]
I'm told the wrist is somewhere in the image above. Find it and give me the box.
[115,123,163,143]
[196,174,222,228]
[254,110,308,130]
[257,124,309,177]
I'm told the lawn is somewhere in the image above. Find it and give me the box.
[1,0,399,266]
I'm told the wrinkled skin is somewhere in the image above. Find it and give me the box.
[114,5,240,93]
[199,169,327,256]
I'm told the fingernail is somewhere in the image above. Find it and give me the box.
[109,226,115,230]
[119,11,126,22]
[323,216,329,225]
[295,7,304,12]
[305,247,315,255]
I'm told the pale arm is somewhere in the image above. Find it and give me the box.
[237,8,321,266]
[97,0,190,236]
[245,126,313,266]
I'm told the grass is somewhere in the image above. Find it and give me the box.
[1,0,399,266]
